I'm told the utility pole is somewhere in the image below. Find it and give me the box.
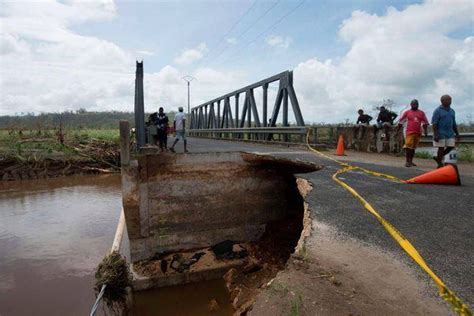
[181,76,195,116]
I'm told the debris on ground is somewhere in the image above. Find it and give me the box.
[94,251,131,309]
[1,134,120,181]
[211,240,249,259]
[207,298,220,312]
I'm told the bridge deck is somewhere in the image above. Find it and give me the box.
[178,137,473,311]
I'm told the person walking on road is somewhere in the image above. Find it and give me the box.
[169,107,188,153]
[432,95,459,168]
[157,107,169,152]
[397,99,429,167]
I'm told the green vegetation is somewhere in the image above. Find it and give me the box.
[414,151,433,159]
[0,127,121,180]
[458,144,473,162]
[289,294,303,316]
[414,145,473,162]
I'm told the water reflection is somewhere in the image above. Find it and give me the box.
[0,175,122,315]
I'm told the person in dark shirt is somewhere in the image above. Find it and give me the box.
[156,107,169,152]
[376,106,398,140]
[377,106,398,126]
[355,109,372,139]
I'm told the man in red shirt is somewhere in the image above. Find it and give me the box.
[397,99,429,167]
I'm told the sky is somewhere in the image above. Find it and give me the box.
[0,0,473,124]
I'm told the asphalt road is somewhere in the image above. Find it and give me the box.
[182,137,473,308]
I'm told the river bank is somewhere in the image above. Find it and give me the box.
[0,129,121,181]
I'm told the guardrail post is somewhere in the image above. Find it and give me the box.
[313,127,318,144]
[329,127,334,144]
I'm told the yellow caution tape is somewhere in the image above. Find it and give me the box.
[305,130,471,315]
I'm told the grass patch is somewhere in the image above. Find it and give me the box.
[458,145,473,162]
[289,294,303,316]
[414,151,432,159]
[69,128,119,143]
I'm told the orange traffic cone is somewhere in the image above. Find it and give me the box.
[405,164,461,185]
[335,135,345,156]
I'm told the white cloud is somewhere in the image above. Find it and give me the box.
[144,66,248,113]
[293,1,474,123]
[136,50,155,57]
[265,35,292,49]
[226,37,237,45]
[1,0,472,126]
[0,0,245,117]
[0,0,133,115]
[174,43,208,65]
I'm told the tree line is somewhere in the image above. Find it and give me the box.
[0,109,177,130]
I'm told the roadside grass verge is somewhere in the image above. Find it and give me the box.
[415,144,473,162]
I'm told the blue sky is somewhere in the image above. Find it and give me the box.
[74,0,421,73]
[1,0,473,123]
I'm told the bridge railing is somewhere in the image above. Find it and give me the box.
[189,123,473,154]
[189,71,305,141]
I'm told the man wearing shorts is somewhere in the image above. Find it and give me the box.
[397,99,428,167]
[432,95,459,168]
[169,107,188,153]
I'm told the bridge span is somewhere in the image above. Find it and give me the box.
[122,62,472,314]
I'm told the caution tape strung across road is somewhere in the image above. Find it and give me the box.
[305,130,471,316]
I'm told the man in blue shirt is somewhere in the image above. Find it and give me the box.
[431,95,460,168]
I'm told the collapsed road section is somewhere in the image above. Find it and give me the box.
[120,148,319,313]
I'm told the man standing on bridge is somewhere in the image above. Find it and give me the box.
[397,99,429,167]
[432,94,459,168]
[169,107,188,153]
[157,107,169,152]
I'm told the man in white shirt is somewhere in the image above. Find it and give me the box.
[169,107,188,153]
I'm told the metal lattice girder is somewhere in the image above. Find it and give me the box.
[190,70,305,134]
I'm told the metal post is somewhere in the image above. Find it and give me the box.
[235,94,239,138]
[182,75,195,118]
[283,88,288,141]
[134,61,146,148]
[263,84,268,127]
[247,94,251,139]
[217,100,221,131]
[187,81,190,114]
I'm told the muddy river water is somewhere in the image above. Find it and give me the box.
[0,175,234,315]
[0,175,122,315]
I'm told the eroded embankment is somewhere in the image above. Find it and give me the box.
[125,152,320,314]
[249,185,451,316]
[0,139,120,181]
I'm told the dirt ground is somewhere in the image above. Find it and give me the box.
[250,221,451,316]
